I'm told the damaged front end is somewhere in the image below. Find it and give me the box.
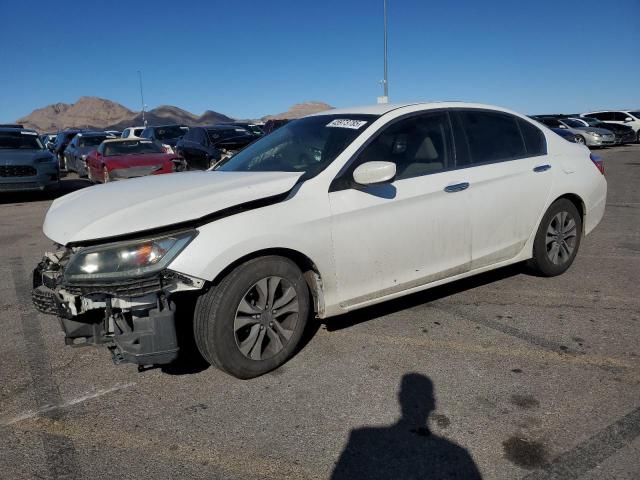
[31,230,204,367]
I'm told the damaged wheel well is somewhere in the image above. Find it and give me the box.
[209,248,325,316]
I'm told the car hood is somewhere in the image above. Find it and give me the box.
[581,127,613,135]
[0,149,53,165]
[43,170,303,245]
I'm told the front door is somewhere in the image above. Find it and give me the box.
[328,111,471,309]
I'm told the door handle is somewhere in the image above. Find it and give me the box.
[533,164,551,172]
[444,182,470,193]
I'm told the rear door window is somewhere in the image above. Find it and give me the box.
[518,119,547,156]
[458,110,526,165]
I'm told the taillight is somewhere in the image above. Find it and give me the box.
[590,153,604,175]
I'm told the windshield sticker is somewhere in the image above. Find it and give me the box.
[20,131,38,135]
[326,119,368,129]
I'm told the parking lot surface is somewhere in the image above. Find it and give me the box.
[1,146,639,479]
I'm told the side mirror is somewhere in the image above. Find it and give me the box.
[559,124,567,129]
[353,161,396,186]
[624,117,633,122]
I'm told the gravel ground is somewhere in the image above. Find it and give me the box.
[0,145,639,479]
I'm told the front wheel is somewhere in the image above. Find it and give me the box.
[102,166,110,183]
[575,136,586,145]
[194,256,309,379]
[528,199,582,276]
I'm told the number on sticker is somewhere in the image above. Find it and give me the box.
[326,119,368,129]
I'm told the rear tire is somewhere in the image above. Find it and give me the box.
[194,256,309,379]
[528,199,582,276]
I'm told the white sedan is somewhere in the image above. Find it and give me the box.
[33,102,606,378]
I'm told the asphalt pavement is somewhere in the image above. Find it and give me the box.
[1,145,639,479]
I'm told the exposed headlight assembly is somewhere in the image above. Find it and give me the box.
[64,230,197,282]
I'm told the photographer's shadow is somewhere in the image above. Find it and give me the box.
[331,373,482,480]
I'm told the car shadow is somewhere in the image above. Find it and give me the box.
[323,263,524,332]
[331,372,482,479]
[0,177,91,205]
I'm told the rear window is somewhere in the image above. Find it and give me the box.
[103,140,164,156]
[459,111,525,164]
[207,128,252,142]
[154,126,184,140]
[78,136,108,147]
[0,131,44,149]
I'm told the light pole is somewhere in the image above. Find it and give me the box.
[137,70,146,125]
[378,0,389,103]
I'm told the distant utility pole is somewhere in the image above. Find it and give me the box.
[137,70,147,125]
[378,0,389,104]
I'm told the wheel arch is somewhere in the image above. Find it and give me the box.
[554,193,586,232]
[209,248,325,317]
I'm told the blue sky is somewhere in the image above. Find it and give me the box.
[0,0,638,121]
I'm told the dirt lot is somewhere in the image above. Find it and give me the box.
[1,145,639,480]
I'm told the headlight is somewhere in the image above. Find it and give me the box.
[588,131,601,137]
[64,230,197,282]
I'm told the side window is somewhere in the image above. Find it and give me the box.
[141,128,151,139]
[614,111,629,121]
[459,110,525,164]
[357,112,452,180]
[182,129,193,141]
[597,112,614,121]
[518,119,547,156]
[194,129,207,145]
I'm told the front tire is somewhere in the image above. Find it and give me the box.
[194,256,309,379]
[528,199,582,276]
[575,136,586,145]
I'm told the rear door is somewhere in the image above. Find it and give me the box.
[452,110,552,269]
[328,111,472,308]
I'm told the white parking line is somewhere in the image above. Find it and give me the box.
[1,382,135,426]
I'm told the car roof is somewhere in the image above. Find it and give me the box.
[102,138,156,144]
[307,101,529,117]
[77,131,112,137]
[0,127,38,134]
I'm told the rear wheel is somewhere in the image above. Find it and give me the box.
[194,256,309,379]
[102,166,110,183]
[528,199,582,276]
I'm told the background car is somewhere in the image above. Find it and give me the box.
[550,127,579,143]
[532,116,614,147]
[52,129,81,169]
[63,131,114,177]
[86,138,186,183]
[41,133,57,150]
[175,125,256,170]
[218,122,264,137]
[0,127,59,192]
[121,126,145,139]
[262,119,290,135]
[581,110,640,143]
[140,124,186,153]
[567,117,635,145]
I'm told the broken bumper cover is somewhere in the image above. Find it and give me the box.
[32,255,204,367]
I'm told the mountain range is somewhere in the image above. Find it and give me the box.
[15,97,333,132]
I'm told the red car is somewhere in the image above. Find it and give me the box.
[86,139,186,183]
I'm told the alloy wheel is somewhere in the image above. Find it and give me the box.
[575,136,585,145]
[546,211,577,265]
[233,276,299,361]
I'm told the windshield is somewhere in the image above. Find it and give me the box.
[79,135,108,147]
[215,115,377,176]
[0,132,44,149]
[104,140,164,156]
[628,112,640,118]
[579,117,602,127]
[154,126,184,140]
[562,119,584,128]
